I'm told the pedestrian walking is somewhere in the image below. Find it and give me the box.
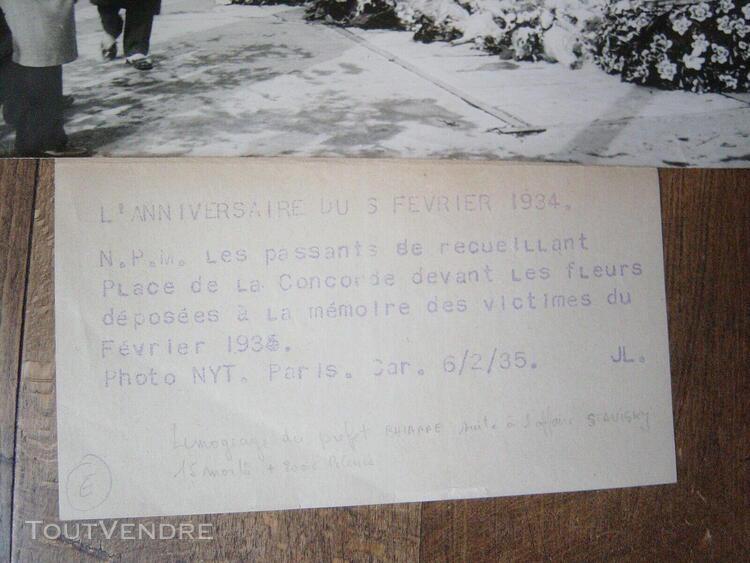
[0,0,88,156]
[92,0,161,71]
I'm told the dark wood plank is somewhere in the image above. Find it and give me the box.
[11,160,421,562]
[419,169,750,561]
[0,159,38,562]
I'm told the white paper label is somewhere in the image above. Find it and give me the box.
[54,158,676,520]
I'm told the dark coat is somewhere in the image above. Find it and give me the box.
[90,0,161,14]
[0,0,77,66]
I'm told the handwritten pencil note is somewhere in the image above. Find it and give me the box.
[54,158,676,520]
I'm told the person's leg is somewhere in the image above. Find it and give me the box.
[98,6,124,59]
[98,6,124,39]
[0,53,11,119]
[0,9,11,107]
[10,63,68,156]
[2,60,19,127]
[123,9,154,59]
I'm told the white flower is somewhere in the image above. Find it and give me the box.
[717,15,733,34]
[630,62,649,80]
[656,58,677,80]
[688,3,712,22]
[606,55,625,72]
[743,5,750,19]
[671,16,691,36]
[718,0,733,14]
[720,74,738,89]
[736,21,750,38]
[691,33,709,55]
[651,33,673,51]
[683,53,705,70]
[711,44,729,64]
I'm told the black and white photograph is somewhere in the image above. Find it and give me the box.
[1,0,749,161]
[1,3,749,563]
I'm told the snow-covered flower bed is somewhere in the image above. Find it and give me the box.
[229,0,750,92]
[306,0,605,66]
[230,0,306,4]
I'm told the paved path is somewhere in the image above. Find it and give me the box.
[8,0,750,164]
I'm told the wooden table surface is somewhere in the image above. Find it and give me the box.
[0,161,747,562]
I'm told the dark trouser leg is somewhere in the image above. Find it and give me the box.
[0,54,10,111]
[123,10,154,57]
[5,63,67,156]
[98,6,124,41]
[0,9,11,105]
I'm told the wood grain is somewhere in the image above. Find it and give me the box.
[9,161,421,563]
[0,159,37,562]
[3,163,748,561]
[10,161,60,563]
[419,169,750,561]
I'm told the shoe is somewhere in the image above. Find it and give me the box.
[41,144,91,158]
[101,40,117,61]
[126,54,153,71]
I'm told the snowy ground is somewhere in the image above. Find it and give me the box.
[4,0,749,165]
